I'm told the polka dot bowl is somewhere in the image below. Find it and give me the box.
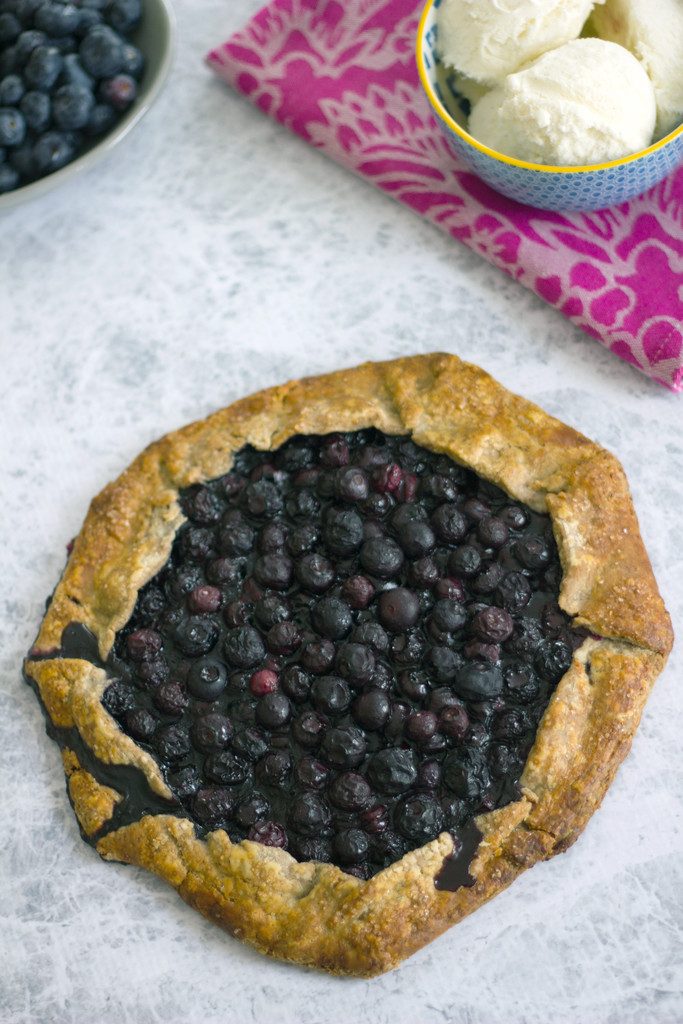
[416,0,683,212]
[0,0,175,212]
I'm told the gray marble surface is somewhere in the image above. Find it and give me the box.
[1,1,682,1021]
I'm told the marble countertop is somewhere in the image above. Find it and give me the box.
[1,1,681,1021]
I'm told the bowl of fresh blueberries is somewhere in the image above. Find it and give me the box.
[0,0,174,208]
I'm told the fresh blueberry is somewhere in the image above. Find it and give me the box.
[24,44,62,89]
[0,74,23,105]
[79,24,123,77]
[0,105,25,145]
[105,0,141,33]
[52,83,93,128]
[98,71,135,110]
[0,45,17,78]
[76,7,102,35]
[34,2,80,35]
[0,12,20,43]
[59,52,93,89]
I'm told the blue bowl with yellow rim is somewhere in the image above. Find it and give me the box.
[416,0,683,211]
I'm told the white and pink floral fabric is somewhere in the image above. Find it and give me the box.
[208,0,683,392]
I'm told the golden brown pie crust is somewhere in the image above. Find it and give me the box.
[25,353,673,977]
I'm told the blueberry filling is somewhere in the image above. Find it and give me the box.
[103,430,584,880]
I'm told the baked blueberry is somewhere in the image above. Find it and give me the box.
[155,723,191,762]
[288,793,331,836]
[454,662,504,700]
[333,828,368,864]
[311,676,351,716]
[351,689,390,731]
[394,794,444,842]
[368,749,417,794]
[248,821,288,848]
[294,755,328,789]
[296,553,335,593]
[323,506,363,554]
[193,787,236,827]
[191,713,233,753]
[300,638,335,674]
[175,618,219,658]
[377,587,419,632]
[256,692,291,730]
[223,626,265,668]
[320,725,367,768]
[311,596,352,640]
[360,537,404,578]
[204,751,250,786]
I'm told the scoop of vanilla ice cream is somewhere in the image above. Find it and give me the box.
[591,0,683,138]
[437,0,604,86]
[468,38,657,165]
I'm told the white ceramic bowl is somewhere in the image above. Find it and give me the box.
[0,0,175,211]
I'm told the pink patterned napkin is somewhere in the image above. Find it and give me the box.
[208,0,683,392]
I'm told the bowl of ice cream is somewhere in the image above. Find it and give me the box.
[417,0,683,211]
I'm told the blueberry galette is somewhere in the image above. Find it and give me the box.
[25,354,672,976]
